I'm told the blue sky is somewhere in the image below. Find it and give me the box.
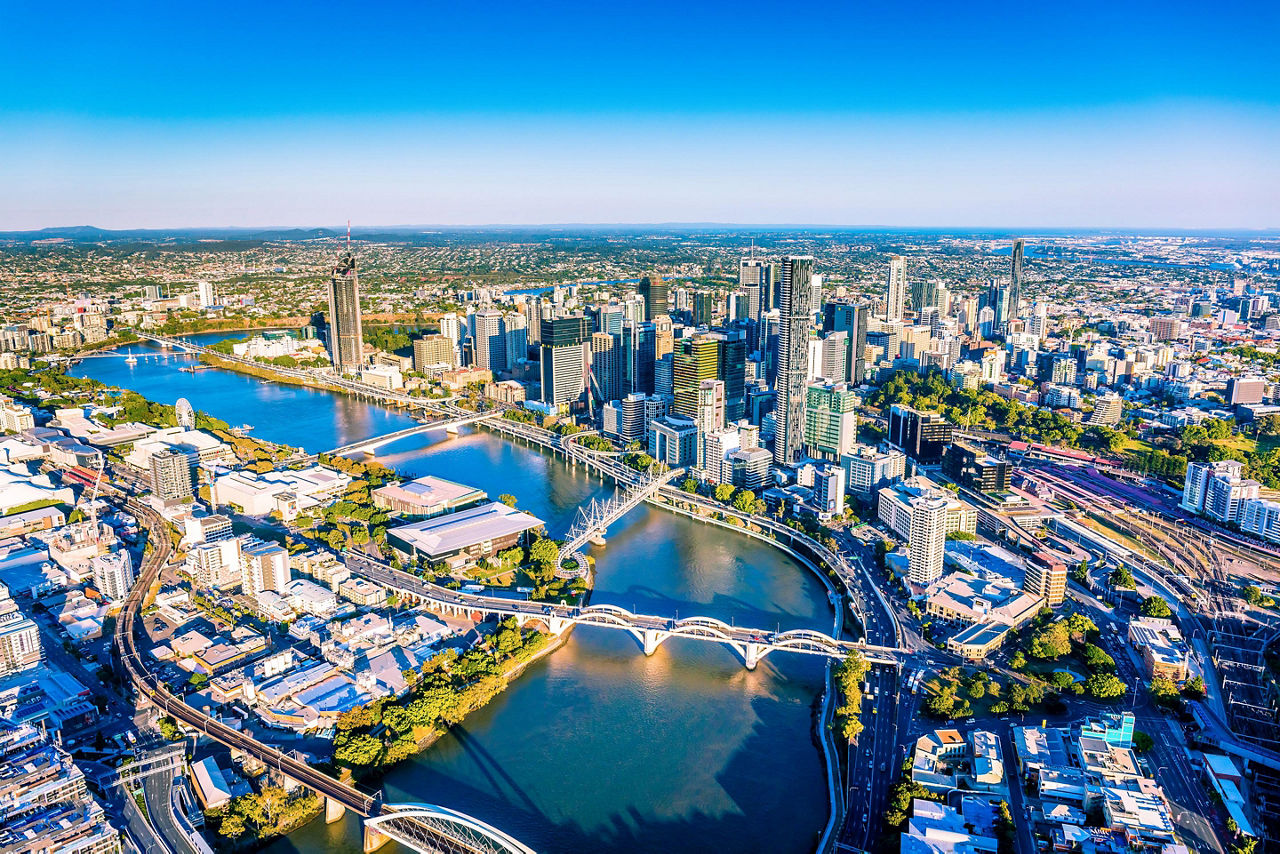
[2,0,1277,229]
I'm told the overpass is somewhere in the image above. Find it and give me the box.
[116,499,535,853]
[345,553,904,669]
[325,410,502,456]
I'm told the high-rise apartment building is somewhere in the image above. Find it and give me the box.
[1009,238,1025,322]
[841,445,906,496]
[772,256,814,466]
[191,536,244,591]
[878,479,975,586]
[539,315,591,409]
[150,447,194,504]
[196,280,216,308]
[0,585,41,676]
[242,539,290,599]
[327,249,364,372]
[885,255,907,322]
[637,274,669,321]
[472,310,507,374]
[91,551,135,601]
[1088,392,1124,427]
[803,381,859,462]
[590,332,622,406]
[694,379,726,460]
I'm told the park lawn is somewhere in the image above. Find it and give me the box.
[1116,436,1154,455]
[921,671,1004,719]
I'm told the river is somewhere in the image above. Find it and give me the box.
[73,334,833,854]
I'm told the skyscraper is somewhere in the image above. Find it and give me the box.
[590,331,622,406]
[637,273,669,321]
[692,291,715,327]
[822,301,869,384]
[885,255,907,322]
[327,249,364,372]
[772,256,814,466]
[472,310,507,374]
[673,335,720,419]
[621,320,657,396]
[1009,238,1025,323]
[539,315,591,409]
[714,329,748,423]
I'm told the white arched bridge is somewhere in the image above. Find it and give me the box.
[345,553,905,669]
[366,804,537,854]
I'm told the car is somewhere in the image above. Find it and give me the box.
[880,762,886,772]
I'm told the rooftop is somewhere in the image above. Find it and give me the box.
[388,501,544,557]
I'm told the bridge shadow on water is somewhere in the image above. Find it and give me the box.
[370,689,826,854]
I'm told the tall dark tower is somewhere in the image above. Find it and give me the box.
[327,247,364,373]
[1009,238,1025,322]
[772,255,813,466]
[637,273,669,322]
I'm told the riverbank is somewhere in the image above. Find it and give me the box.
[196,352,326,390]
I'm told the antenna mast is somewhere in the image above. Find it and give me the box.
[347,220,351,250]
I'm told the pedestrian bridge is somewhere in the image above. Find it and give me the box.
[346,554,905,669]
[555,464,684,577]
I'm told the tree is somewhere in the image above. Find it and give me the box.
[1183,675,1207,698]
[527,537,561,582]
[1084,673,1127,700]
[334,732,384,768]
[681,478,698,494]
[714,483,735,503]
[498,493,518,508]
[1132,731,1155,753]
[1230,837,1257,854]
[1109,565,1136,589]
[1010,651,1027,670]
[1149,676,1181,708]
[1082,643,1116,673]
[1029,622,1072,660]
[1140,595,1172,619]
[732,489,757,514]
[158,716,183,741]
[1071,559,1090,586]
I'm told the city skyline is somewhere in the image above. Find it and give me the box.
[2,1,1277,230]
